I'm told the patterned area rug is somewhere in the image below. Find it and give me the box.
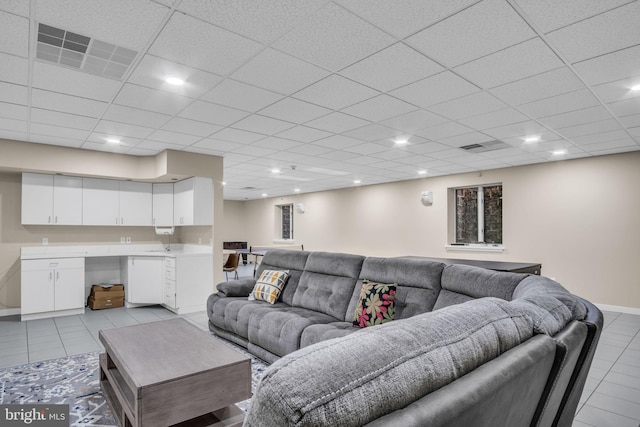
[0,338,268,426]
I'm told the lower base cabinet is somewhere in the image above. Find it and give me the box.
[122,257,163,305]
[21,257,85,321]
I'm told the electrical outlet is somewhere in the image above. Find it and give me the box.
[126,236,132,243]
[120,236,125,243]
[198,237,202,245]
[42,237,48,246]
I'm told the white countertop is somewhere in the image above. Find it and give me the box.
[21,243,213,260]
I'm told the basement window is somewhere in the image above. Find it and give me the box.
[448,184,503,252]
[275,204,294,241]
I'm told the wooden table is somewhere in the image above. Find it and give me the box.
[99,318,251,427]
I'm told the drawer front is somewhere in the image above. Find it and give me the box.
[164,257,176,268]
[164,267,176,281]
[165,279,176,293]
[164,292,176,308]
[22,257,84,271]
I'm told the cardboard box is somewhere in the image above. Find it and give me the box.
[88,284,125,310]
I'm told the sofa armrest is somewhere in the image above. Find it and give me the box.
[217,279,256,297]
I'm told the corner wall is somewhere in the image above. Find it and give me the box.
[230,151,640,310]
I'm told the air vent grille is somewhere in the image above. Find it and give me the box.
[460,140,510,153]
[36,23,137,80]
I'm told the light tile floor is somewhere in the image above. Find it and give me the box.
[0,265,638,426]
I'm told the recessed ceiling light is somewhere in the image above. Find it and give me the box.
[221,181,226,186]
[353,179,361,184]
[261,193,268,197]
[105,138,121,144]
[165,76,184,86]
[631,84,640,91]
[524,136,540,143]
[418,170,427,175]
[551,149,567,156]
[271,168,281,174]
[294,188,300,192]
[394,138,408,145]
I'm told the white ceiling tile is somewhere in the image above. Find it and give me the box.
[83,141,134,154]
[113,84,192,115]
[620,114,640,128]
[179,101,248,126]
[390,71,480,109]
[0,1,29,17]
[276,125,332,143]
[0,131,31,142]
[342,124,399,142]
[259,98,331,124]
[28,135,83,148]
[94,120,154,139]
[545,2,640,63]
[538,106,613,129]
[127,55,222,99]
[571,129,631,145]
[317,150,361,161]
[313,135,363,150]
[513,0,632,33]
[232,145,278,158]
[490,67,586,106]
[178,0,324,44]
[0,117,27,133]
[0,11,28,57]
[305,112,369,133]
[580,138,638,152]
[483,120,549,140]
[439,132,495,148]
[593,76,640,103]
[252,137,305,151]
[30,123,89,141]
[232,48,330,95]
[0,102,27,121]
[414,121,473,141]
[340,43,444,92]
[459,108,529,130]
[454,38,564,88]
[31,89,107,117]
[573,45,640,86]
[102,104,171,128]
[273,3,394,71]
[145,129,201,146]
[160,117,222,137]
[31,108,97,131]
[428,92,507,120]
[0,82,27,105]
[557,119,623,138]
[293,74,378,110]
[342,94,417,122]
[192,138,244,152]
[36,0,168,51]
[134,140,185,152]
[86,132,139,147]
[33,62,121,101]
[342,142,389,155]
[518,89,601,118]
[211,128,265,144]
[501,131,563,147]
[380,110,449,133]
[407,0,535,67]
[609,97,640,117]
[201,79,282,113]
[368,148,415,161]
[0,53,28,85]
[232,114,295,135]
[149,12,261,76]
[288,143,334,156]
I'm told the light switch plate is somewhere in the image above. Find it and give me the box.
[42,237,48,246]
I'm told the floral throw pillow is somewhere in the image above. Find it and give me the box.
[250,269,290,304]
[353,280,396,328]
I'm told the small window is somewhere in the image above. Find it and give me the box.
[454,184,502,244]
[277,204,294,240]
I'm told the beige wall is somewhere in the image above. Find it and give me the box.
[221,200,249,243]
[0,139,224,312]
[227,151,640,310]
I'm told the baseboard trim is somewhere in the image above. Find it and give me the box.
[0,308,20,317]
[595,303,640,316]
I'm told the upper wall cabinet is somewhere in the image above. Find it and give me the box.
[153,183,174,227]
[22,173,83,225]
[173,177,213,226]
[83,178,152,226]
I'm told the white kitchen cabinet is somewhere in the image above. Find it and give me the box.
[162,254,213,314]
[122,256,163,305]
[119,181,152,226]
[83,178,119,225]
[153,183,174,226]
[173,177,213,226]
[22,173,83,225]
[21,257,85,320]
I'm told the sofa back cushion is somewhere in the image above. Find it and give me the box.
[433,264,527,310]
[292,251,365,320]
[257,250,310,306]
[244,297,534,427]
[348,257,444,321]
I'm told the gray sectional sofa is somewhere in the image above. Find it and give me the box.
[207,250,602,427]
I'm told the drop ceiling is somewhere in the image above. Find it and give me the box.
[0,0,638,200]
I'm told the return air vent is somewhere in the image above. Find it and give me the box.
[460,140,510,153]
[36,23,138,80]
[241,187,258,190]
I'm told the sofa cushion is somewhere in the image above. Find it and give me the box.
[510,294,573,336]
[257,250,310,306]
[244,297,534,427]
[433,264,526,310]
[300,322,360,348]
[352,257,444,320]
[513,275,586,321]
[292,252,365,320]
[250,269,290,304]
[352,280,396,328]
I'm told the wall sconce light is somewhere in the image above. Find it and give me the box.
[421,191,433,206]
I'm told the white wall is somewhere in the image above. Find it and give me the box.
[225,151,640,310]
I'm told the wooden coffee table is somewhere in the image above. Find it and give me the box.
[99,318,251,427]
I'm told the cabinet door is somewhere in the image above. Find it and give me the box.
[53,259,85,311]
[120,181,152,226]
[83,178,119,225]
[22,173,54,225]
[53,175,83,225]
[127,257,163,304]
[21,267,55,314]
[152,183,174,226]
[173,178,194,225]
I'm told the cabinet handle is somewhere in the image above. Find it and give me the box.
[49,272,53,281]
[121,217,124,225]
[55,216,58,224]
[116,217,119,224]
[56,271,59,280]
[48,216,51,224]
